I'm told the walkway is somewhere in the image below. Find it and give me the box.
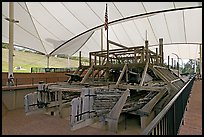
[178,80,202,135]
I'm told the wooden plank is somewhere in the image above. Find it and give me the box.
[80,64,94,84]
[116,63,127,86]
[90,46,144,55]
[116,84,167,92]
[106,89,130,133]
[139,59,149,86]
[108,40,128,49]
[138,88,167,116]
[151,67,178,92]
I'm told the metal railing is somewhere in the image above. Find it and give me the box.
[31,67,77,73]
[142,76,195,135]
[2,77,68,87]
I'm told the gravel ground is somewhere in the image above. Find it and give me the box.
[2,107,143,135]
[2,108,118,135]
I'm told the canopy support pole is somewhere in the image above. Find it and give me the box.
[47,55,50,68]
[8,2,14,86]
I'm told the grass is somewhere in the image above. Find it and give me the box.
[2,48,82,73]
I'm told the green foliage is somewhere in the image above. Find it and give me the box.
[181,59,200,74]
[2,43,9,49]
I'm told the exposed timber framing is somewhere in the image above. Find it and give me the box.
[116,63,128,86]
[139,40,149,86]
[80,64,94,84]
[108,40,128,49]
[106,89,130,133]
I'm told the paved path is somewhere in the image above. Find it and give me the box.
[178,80,202,135]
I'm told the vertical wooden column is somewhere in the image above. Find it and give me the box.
[156,48,159,65]
[159,38,163,64]
[89,52,92,66]
[145,40,149,61]
[171,58,174,69]
[99,54,101,65]
[168,55,170,69]
[79,51,82,67]
[139,40,149,86]
[134,48,137,63]
[141,47,145,63]
[94,54,97,65]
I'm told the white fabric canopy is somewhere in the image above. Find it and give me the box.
[2,2,202,60]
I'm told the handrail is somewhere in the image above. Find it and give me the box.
[142,76,195,135]
[2,76,68,87]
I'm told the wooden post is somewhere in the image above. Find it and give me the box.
[89,52,92,66]
[156,48,159,65]
[116,64,127,86]
[168,55,170,69]
[159,38,163,64]
[139,40,149,86]
[94,54,97,65]
[134,48,137,63]
[171,58,173,69]
[99,55,101,65]
[79,51,82,67]
[140,47,145,63]
[145,40,149,61]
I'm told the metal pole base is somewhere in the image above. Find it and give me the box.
[7,78,14,86]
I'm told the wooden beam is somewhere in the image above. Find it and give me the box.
[139,60,149,86]
[80,64,94,84]
[138,88,168,116]
[151,66,178,91]
[115,84,167,92]
[139,40,149,86]
[90,46,144,56]
[116,63,127,86]
[106,89,130,133]
[108,40,128,49]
